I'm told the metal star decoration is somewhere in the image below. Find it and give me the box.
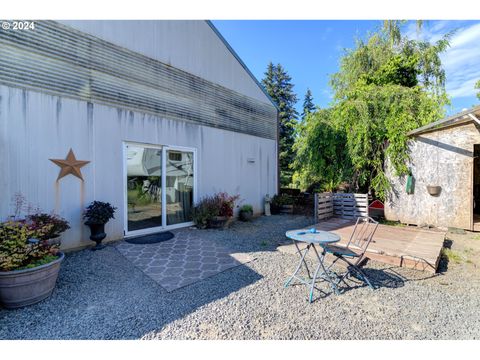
[49,148,90,181]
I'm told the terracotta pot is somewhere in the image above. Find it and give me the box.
[0,252,64,309]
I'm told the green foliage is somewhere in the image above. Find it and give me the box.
[476,80,480,100]
[262,62,298,186]
[21,254,58,269]
[83,201,117,224]
[301,88,315,120]
[441,248,463,264]
[192,192,239,229]
[292,109,350,191]
[294,22,450,199]
[0,220,59,271]
[240,204,253,213]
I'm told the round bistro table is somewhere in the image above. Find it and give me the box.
[284,229,341,302]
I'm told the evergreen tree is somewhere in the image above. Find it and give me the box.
[301,88,315,120]
[262,62,298,186]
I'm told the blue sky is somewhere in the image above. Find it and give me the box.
[212,20,480,116]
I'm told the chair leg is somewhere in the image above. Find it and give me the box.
[349,264,375,290]
[338,257,375,290]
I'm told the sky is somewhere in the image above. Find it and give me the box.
[212,20,480,116]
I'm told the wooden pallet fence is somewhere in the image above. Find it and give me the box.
[315,193,369,221]
[314,192,334,220]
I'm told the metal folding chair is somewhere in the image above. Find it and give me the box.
[321,216,379,290]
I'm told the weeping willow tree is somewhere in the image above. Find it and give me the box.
[293,21,451,200]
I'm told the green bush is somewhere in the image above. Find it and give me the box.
[240,204,253,213]
[0,220,59,271]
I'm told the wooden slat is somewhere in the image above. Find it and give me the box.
[312,218,445,273]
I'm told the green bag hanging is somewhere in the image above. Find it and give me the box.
[406,174,414,194]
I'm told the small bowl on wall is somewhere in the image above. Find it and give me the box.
[427,185,442,196]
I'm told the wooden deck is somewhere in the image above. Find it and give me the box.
[314,218,446,273]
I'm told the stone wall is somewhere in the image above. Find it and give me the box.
[385,123,480,230]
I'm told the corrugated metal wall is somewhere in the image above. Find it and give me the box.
[0,20,277,140]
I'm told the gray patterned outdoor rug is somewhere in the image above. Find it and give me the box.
[115,229,254,292]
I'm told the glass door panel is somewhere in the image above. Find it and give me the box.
[166,150,194,225]
[126,145,162,231]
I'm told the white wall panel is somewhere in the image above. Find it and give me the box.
[0,86,277,250]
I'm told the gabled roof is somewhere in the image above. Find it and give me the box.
[205,20,280,112]
[408,105,480,136]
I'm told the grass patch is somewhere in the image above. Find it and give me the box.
[473,234,480,241]
[441,248,464,264]
[379,219,405,227]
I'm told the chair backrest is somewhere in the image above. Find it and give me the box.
[346,216,379,255]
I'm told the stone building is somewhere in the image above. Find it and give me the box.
[385,105,480,231]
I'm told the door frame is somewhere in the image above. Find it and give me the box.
[123,141,197,238]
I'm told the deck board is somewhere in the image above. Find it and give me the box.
[308,218,445,273]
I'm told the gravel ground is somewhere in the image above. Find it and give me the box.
[1,215,479,340]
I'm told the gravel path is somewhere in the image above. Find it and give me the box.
[1,215,479,340]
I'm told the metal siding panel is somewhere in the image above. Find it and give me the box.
[0,20,277,140]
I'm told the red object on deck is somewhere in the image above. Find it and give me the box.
[369,200,384,209]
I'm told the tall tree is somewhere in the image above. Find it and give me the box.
[476,79,480,100]
[262,62,298,186]
[301,88,315,120]
[293,22,450,200]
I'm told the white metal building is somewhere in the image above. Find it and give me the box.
[0,20,278,249]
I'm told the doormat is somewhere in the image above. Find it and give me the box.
[125,231,175,245]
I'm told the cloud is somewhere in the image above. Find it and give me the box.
[406,21,480,99]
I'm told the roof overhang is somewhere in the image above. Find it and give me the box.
[408,105,480,136]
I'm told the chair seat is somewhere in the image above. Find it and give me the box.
[322,244,360,258]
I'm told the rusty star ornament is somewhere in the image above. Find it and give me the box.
[50,149,90,181]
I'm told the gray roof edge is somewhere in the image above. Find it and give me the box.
[408,104,480,136]
[205,20,279,112]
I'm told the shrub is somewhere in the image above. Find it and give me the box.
[83,201,117,224]
[0,220,59,271]
[270,194,293,214]
[27,213,70,240]
[240,204,253,213]
[192,192,239,228]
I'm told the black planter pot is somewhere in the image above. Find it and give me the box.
[85,222,107,250]
[239,210,253,222]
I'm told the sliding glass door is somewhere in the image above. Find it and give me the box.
[166,150,194,225]
[124,143,195,235]
[126,144,163,232]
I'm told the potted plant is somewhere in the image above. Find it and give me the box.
[270,194,292,215]
[27,213,70,246]
[0,217,68,309]
[83,201,117,250]
[192,192,239,229]
[239,204,253,222]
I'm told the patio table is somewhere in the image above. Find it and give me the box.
[284,228,341,302]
